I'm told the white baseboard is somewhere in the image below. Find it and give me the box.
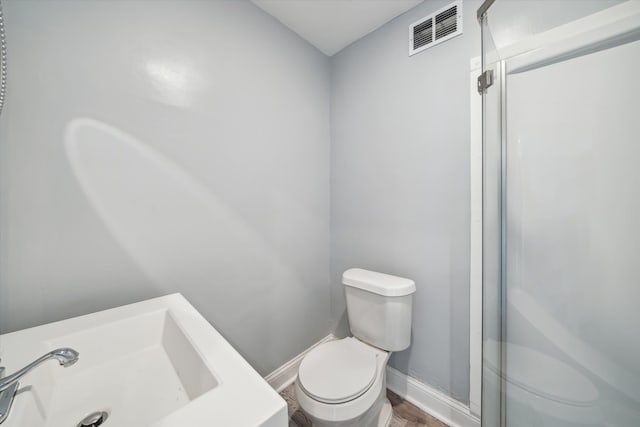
[386,367,480,427]
[264,334,336,392]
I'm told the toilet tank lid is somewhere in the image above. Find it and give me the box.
[342,268,416,297]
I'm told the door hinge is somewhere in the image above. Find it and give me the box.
[477,69,494,94]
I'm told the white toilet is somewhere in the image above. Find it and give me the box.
[295,268,416,427]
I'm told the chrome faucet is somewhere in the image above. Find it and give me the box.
[0,348,79,423]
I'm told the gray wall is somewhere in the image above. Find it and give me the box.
[330,0,480,403]
[0,0,331,376]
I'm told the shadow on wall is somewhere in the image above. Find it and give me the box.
[63,117,296,329]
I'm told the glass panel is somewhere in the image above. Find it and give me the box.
[485,0,625,50]
[480,13,504,427]
[503,37,640,426]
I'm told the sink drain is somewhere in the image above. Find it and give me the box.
[77,410,109,427]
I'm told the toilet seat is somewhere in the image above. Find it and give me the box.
[298,338,378,404]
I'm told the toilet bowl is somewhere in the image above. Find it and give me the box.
[295,269,415,427]
[295,338,391,427]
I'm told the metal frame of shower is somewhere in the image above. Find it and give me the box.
[477,0,496,22]
[477,0,505,426]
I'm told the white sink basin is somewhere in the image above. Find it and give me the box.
[0,294,286,427]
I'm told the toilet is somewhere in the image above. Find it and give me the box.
[295,268,416,427]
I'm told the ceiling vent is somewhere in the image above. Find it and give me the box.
[409,1,463,56]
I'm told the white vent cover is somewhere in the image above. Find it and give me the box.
[409,1,463,56]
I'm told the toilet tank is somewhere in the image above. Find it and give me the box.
[343,268,416,352]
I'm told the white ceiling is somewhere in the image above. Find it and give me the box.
[251,0,424,56]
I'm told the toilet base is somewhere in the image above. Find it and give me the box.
[298,387,390,427]
[378,399,392,427]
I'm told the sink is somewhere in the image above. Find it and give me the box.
[0,294,286,427]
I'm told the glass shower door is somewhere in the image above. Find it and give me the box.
[501,36,640,426]
[479,12,504,427]
[480,3,640,425]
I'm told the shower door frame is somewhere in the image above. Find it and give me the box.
[470,1,640,424]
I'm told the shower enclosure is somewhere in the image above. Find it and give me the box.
[478,1,640,425]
